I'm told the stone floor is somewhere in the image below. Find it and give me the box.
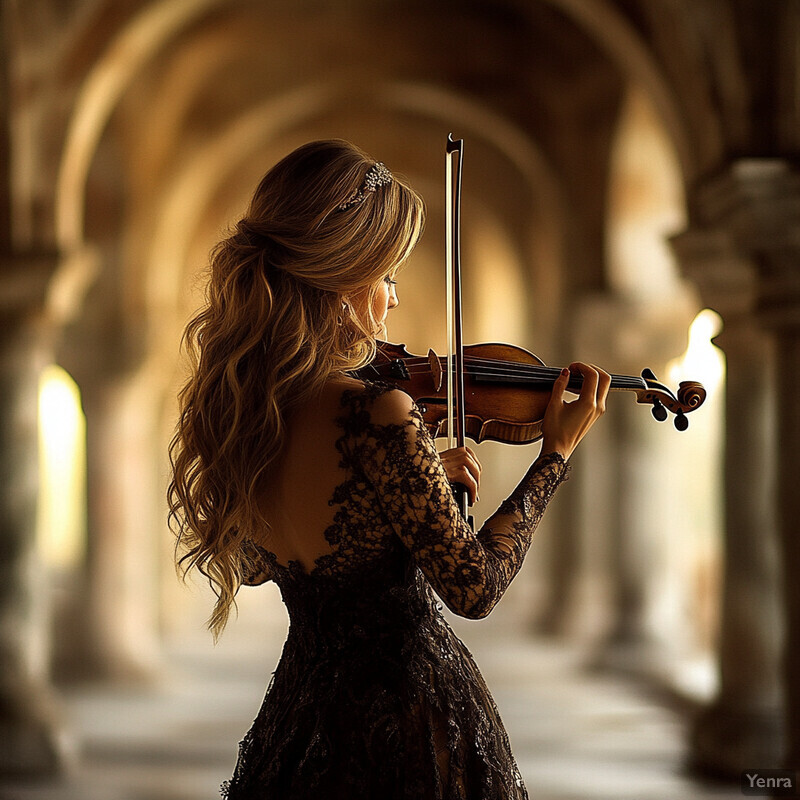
[1,586,741,800]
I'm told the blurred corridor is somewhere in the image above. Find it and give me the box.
[1,0,799,791]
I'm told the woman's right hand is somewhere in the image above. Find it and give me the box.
[540,362,610,461]
[440,445,482,506]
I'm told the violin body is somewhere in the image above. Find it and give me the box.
[359,341,550,443]
[357,340,707,444]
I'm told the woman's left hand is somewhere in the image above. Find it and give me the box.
[440,446,482,505]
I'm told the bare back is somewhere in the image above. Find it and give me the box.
[253,377,366,573]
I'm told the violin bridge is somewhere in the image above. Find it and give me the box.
[428,348,443,392]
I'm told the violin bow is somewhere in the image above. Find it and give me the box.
[445,134,472,524]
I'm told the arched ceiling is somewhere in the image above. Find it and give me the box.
[43,0,771,389]
[35,0,761,296]
[59,0,636,340]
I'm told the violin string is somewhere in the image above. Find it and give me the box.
[383,355,552,379]
[382,356,645,389]
[394,367,647,389]
[462,356,644,387]
[461,354,646,384]
[394,361,644,387]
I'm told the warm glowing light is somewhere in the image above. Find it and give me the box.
[667,309,725,395]
[37,365,86,569]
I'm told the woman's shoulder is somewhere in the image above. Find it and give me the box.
[331,376,417,430]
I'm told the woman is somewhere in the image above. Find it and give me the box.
[168,139,610,799]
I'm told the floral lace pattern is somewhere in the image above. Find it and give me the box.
[222,381,569,799]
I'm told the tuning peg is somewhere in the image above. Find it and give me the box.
[641,367,658,382]
[674,411,688,431]
[651,399,668,422]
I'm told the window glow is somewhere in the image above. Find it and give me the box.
[37,365,86,569]
[667,308,725,395]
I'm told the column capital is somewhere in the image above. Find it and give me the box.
[669,227,756,323]
[692,159,800,242]
[682,159,800,330]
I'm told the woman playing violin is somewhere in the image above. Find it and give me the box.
[168,139,610,799]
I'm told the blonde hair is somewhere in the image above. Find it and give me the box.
[168,140,425,638]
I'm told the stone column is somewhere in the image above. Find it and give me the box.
[773,331,800,768]
[82,371,162,681]
[671,224,783,776]
[573,294,700,675]
[675,158,800,772]
[529,315,607,639]
[56,319,162,682]
[724,161,800,772]
[0,251,67,774]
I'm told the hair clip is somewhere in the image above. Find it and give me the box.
[337,162,393,211]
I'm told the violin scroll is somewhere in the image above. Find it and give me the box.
[637,368,707,431]
[678,381,707,410]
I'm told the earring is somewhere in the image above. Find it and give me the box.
[337,300,349,326]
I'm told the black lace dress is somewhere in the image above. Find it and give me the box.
[221,381,569,800]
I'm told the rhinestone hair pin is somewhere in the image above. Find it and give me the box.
[337,162,393,211]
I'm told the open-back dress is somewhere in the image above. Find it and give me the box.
[221,380,569,800]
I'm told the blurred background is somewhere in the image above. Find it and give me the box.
[1,1,798,798]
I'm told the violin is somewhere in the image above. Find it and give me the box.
[358,340,707,444]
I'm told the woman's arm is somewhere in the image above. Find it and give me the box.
[351,365,607,619]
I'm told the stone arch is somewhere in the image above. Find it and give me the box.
[142,78,567,342]
[542,0,700,179]
[43,0,742,327]
[50,0,707,319]
[50,0,222,322]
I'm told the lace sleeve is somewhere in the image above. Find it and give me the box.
[347,388,570,619]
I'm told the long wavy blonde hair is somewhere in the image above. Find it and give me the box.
[168,140,425,638]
